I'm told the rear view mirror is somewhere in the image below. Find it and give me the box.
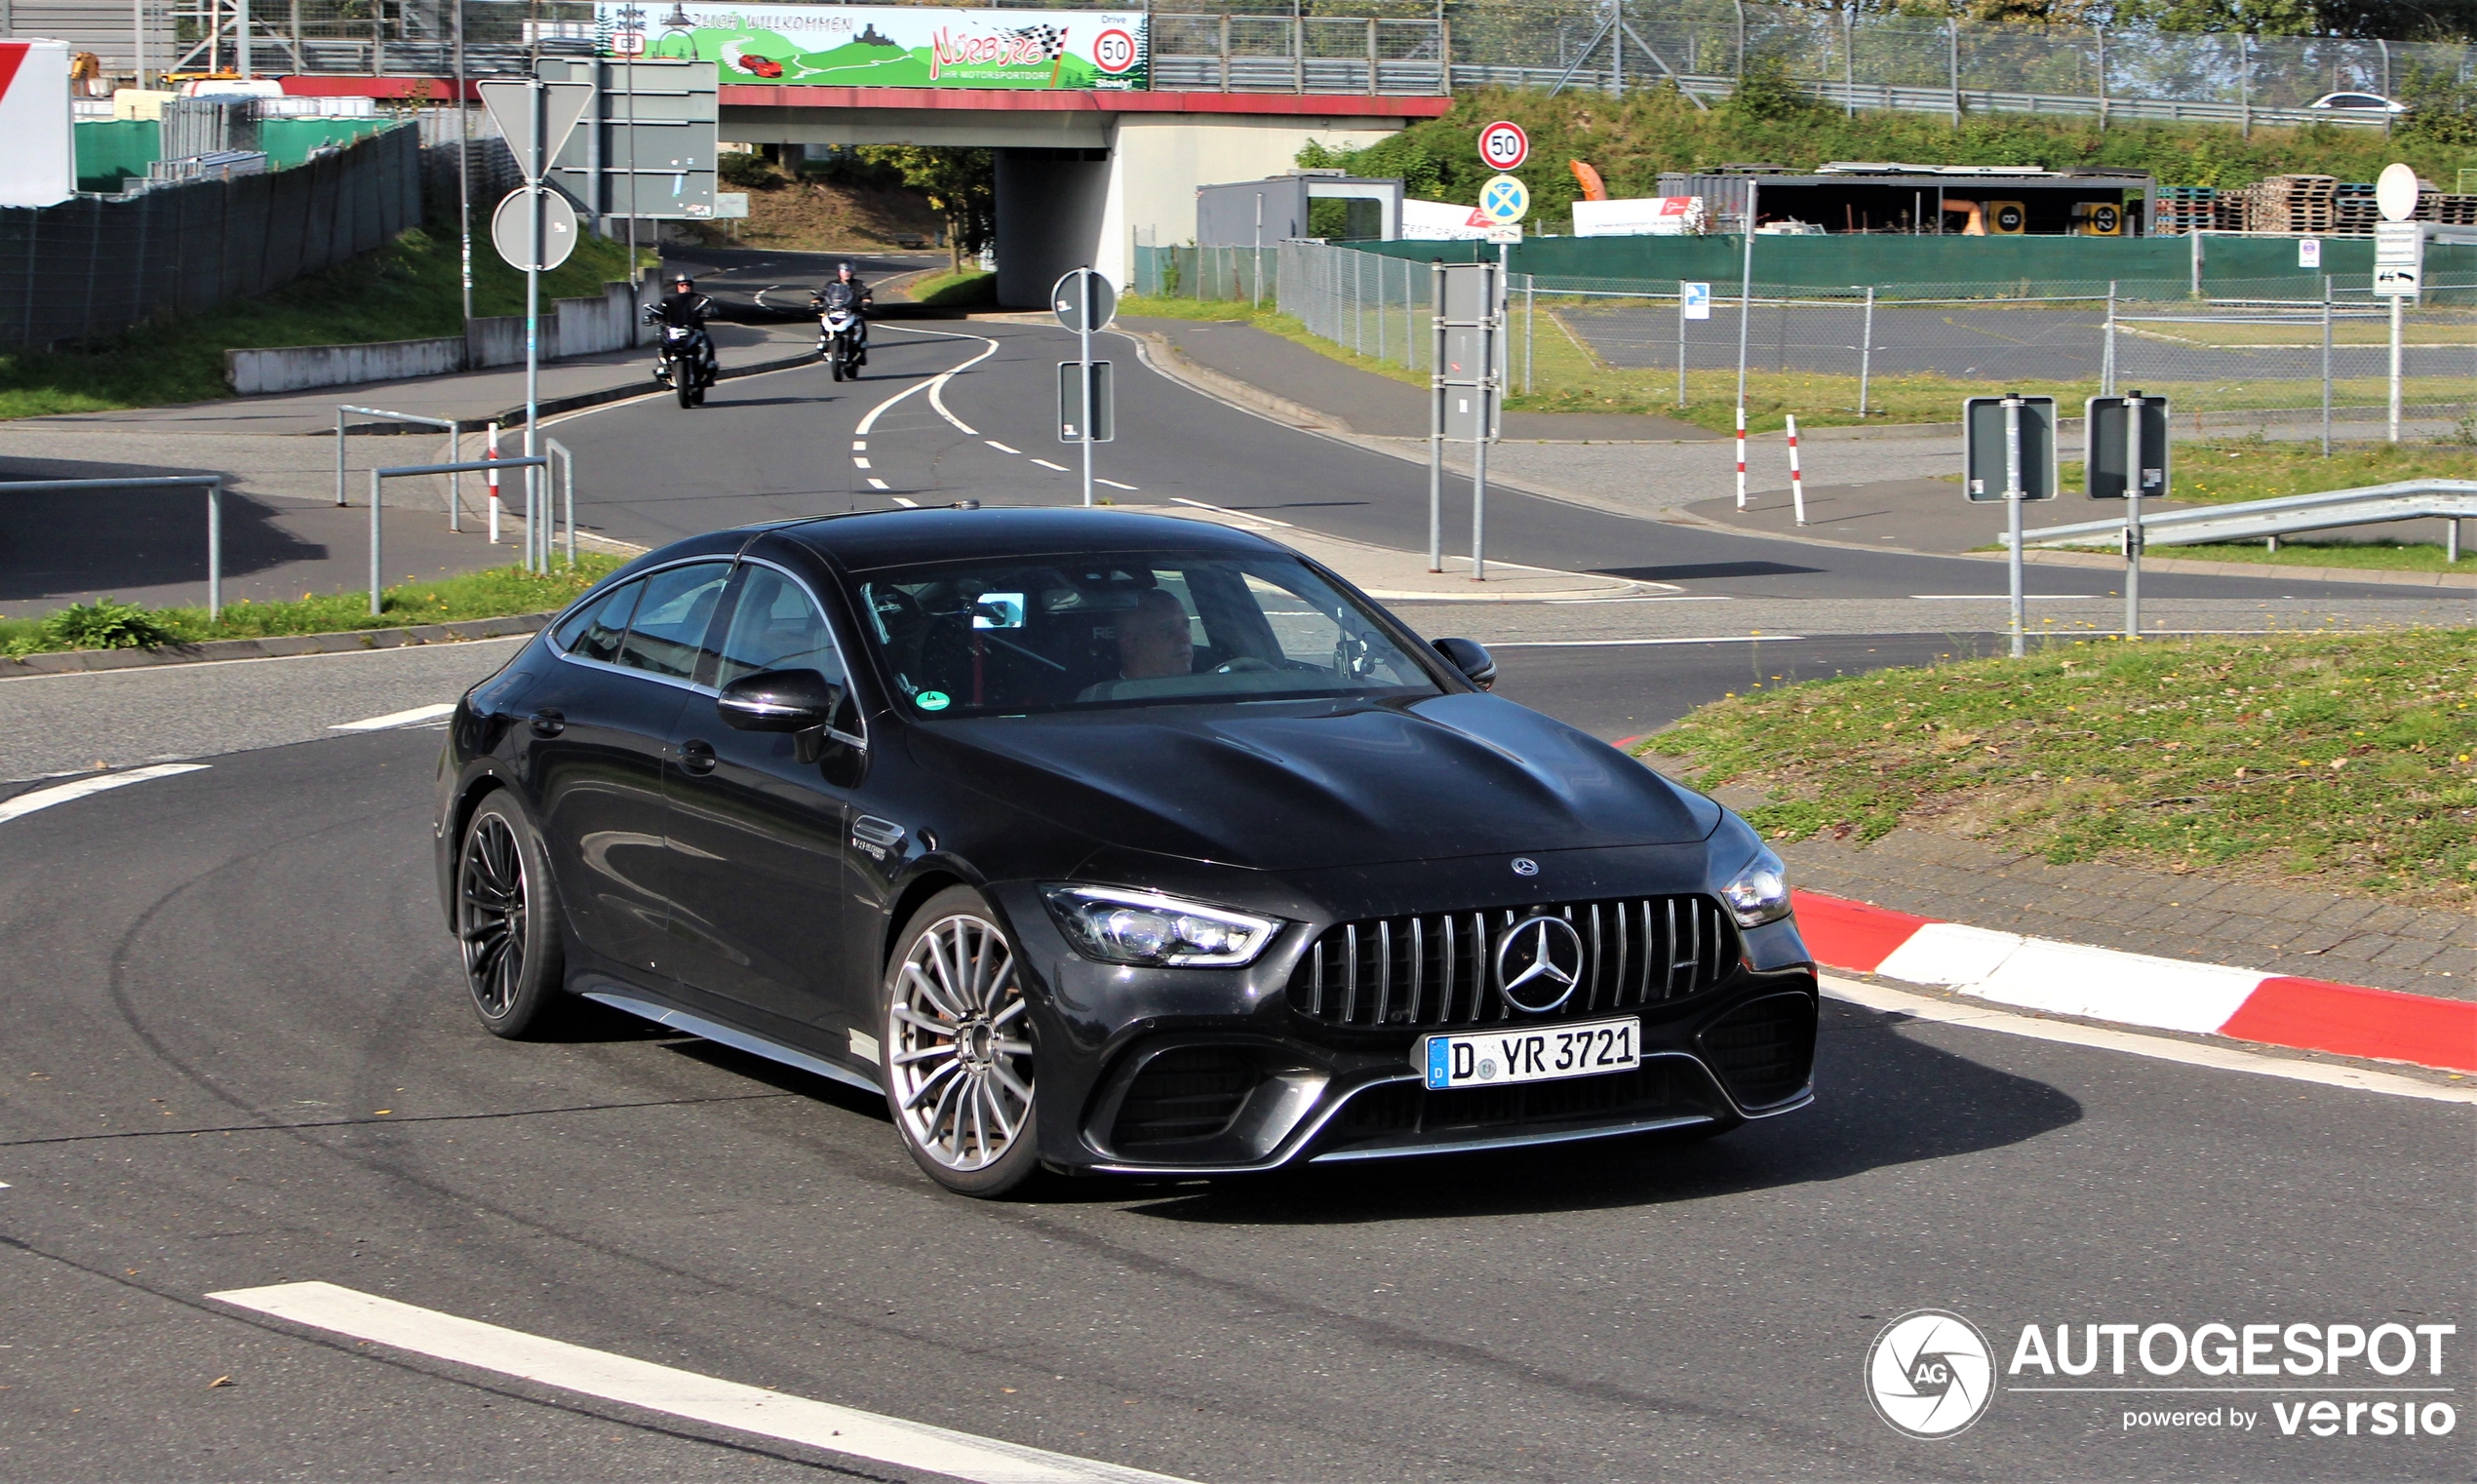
[717,669,844,733]
[1433,637,1497,691]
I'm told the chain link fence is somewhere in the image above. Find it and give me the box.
[0,125,421,349]
[1178,239,2477,431]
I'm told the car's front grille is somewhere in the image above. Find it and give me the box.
[1110,1047,1262,1149]
[1286,896,1736,1031]
[1331,1062,1703,1143]
[1699,992,1817,1109]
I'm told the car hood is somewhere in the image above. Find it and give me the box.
[905,693,1719,872]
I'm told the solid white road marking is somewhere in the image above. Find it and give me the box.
[865,324,998,437]
[1909,594,2086,601]
[0,763,210,825]
[331,703,458,732]
[1170,496,1290,527]
[891,496,919,508]
[1546,595,1734,605]
[986,440,1020,454]
[1029,458,1069,472]
[1096,478,1139,491]
[207,1282,1191,1484]
[1483,636,1809,648]
[1822,974,2477,1106]
[868,478,889,489]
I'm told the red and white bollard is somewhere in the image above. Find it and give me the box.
[485,421,502,545]
[1734,405,1748,510]
[1786,413,1806,526]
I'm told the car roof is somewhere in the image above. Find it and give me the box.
[765,506,1292,571]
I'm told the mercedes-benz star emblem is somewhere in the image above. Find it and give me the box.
[1510,857,1539,877]
[1494,916,1586,1014]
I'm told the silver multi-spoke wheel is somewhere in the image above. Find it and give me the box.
[458,811,529,1020]
[887,910,1035,1174]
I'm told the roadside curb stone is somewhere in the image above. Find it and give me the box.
[4,612,559,677]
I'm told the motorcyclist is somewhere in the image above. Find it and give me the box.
[809,261,872,366]
[643,271,718,385]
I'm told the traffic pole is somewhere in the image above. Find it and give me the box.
[1786,413,1805,526]
[1081,268,1096,508]
[2123,390,2144,641]
[1734,405,1748,510]
[2002,392,2025,660]
[485,421,501,544]
[523,80,544,571]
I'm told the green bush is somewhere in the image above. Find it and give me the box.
[43,598,176,650]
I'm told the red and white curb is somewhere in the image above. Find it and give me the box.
[1794,890,2477,1074]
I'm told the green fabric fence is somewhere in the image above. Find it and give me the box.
[73,116,396,193]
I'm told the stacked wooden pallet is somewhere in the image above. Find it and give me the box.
[2331,180,2382,237]
[2426,193,2477,226]
[2243,175,2338,235]
[2155,184,2217,236]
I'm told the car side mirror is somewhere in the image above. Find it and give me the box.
[717,668,844,733]
[1433,637,1497,691]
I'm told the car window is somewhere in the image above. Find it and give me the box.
[554,579,641,664]
[715,565,846,689]
[853,553,1441,718]
[615,563,730,681]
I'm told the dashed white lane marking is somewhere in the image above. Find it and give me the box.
[891,496,919,508]
[868,477,890,489]
[851,456,872,469]
[850,441,866,451]
[1822,975,2477,1106]
[1170,496,1291,527]
[208,1283,1191,1484]
[1096,478,1139,491]
[1029,458,1069,472]
[0,763,210,825]
[332,703,458,732]
[986,440,1020,454]
[1482,636,1809,648]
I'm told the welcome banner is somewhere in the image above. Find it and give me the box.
[596,5,1150,91]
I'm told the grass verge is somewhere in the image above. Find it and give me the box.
[0,554,623,658]
[908,270,997,308]
[2058,436,2477,507]
[1642,630,2477,902]
[2126,540,2471,573]
[0,226,651,420]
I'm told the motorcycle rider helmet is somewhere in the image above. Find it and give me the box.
[837,261,854,277]
[670,273,694,292]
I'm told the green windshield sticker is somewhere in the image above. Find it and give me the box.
[915,690,952,712]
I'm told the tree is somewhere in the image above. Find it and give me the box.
[854,146,995,272]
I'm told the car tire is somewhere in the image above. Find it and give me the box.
[880,886,1043,1198]
[455,792,570,1039]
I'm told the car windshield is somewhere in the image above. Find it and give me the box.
[854,552,1444,718]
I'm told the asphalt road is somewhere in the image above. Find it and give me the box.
[0,720,2465,1481]
[537,316,2416,607]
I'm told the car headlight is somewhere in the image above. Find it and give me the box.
[1040,885,1283,968]
[1720,845,1792,927]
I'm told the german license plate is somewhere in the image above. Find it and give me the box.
[1421,1016,1640,1091]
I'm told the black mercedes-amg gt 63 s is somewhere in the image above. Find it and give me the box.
[435,508,1818,1196]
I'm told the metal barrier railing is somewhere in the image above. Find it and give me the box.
[2015,479,2477,557]
[0,476,227,618]
[335,404,465,531]
[367,457,545,617]
[541,438,578,574]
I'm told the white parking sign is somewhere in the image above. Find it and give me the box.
[1680,281,1711,320]
[1478,175,1529,225]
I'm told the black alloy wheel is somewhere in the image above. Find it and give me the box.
[456,793,570,1037]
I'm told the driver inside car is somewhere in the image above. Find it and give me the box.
[1114,588,1195,681]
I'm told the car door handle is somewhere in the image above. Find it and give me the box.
[680,738,717,775]
[529,708,566,737]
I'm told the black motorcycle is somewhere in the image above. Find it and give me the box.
[813,285,865,382]
[647,314,714,408]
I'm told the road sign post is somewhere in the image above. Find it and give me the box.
[2084,391,2170,641]
[479,77,592,573]
[1964,393,2058,658]
[1052,269,1117,508]
[1678,281,1709,410]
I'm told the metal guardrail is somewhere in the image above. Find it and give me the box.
[368,457,545,617]
[0,476,227,618]
[2011,479,2477,559]
[335,405,464,531]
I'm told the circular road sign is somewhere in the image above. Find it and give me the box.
[1478,119,1529,173]
[2376,161,2419,222]
[490,186,579,272]
[1051,268,1117,333]
[1478,174,1530,225]
[1092,26,1138,74]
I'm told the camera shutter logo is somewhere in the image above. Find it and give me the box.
[1494,916,1585,1014]
[1867,1309,1995,1439]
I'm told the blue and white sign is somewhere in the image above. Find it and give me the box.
[1478,174,1529,225]
[1680,281,1711,320]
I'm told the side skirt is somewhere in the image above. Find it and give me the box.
[584,991,885,1099]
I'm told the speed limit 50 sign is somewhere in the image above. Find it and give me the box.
[1478,120,1528,173]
